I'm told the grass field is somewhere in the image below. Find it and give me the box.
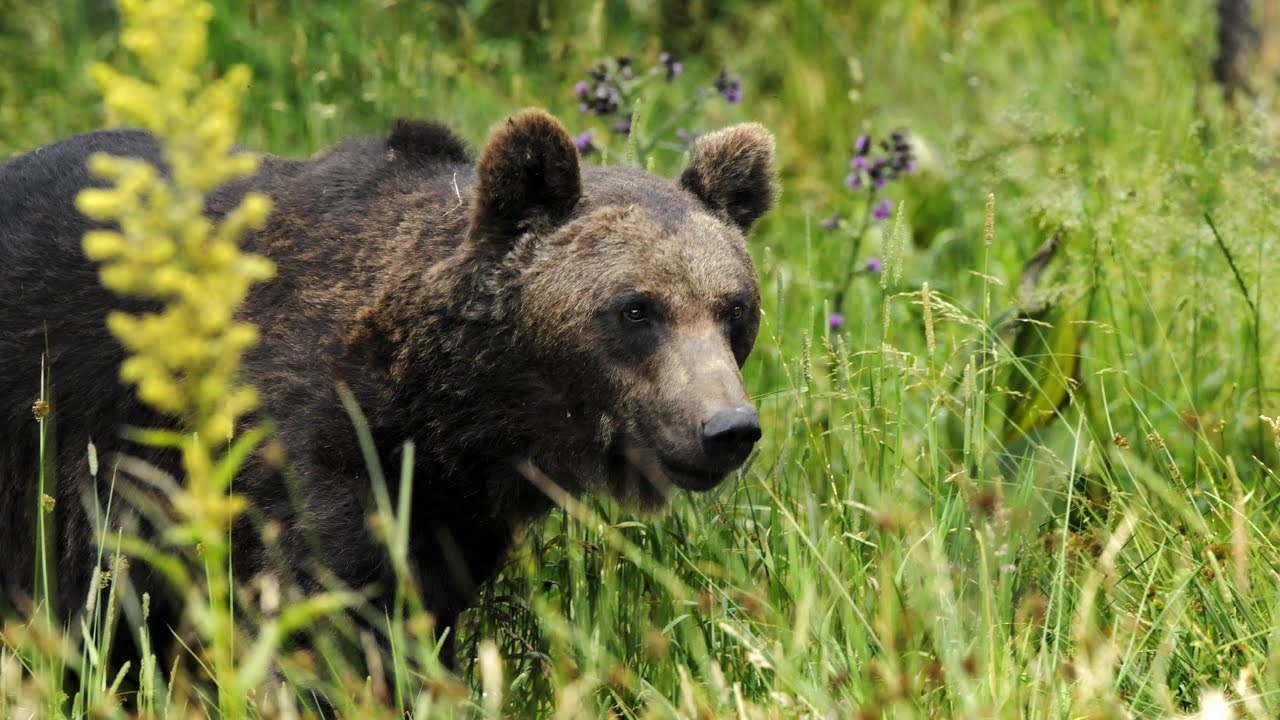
[2,1,1279,718]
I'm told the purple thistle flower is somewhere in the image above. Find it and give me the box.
[579,63,624,117]
[873,198,892,220]
[865,256,883,273]
[611,116,632,137]
[851,130,916,188]
[845,173,862,190]
[676,127,702,146]
[819,212,840,230]
[714,68,744,105]
[828,312,845,331]
[573,129,596,156]
[660,52,683,81]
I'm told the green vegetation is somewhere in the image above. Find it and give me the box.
[2,1,1278,717]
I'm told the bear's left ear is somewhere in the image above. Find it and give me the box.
[470,109,582,244]
[680,123,778,233]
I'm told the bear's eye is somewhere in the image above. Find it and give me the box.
[728,303,746,321]
[622,302,649,323]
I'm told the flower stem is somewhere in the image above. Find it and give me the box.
[637,92,708,159]
[831,191,877,316]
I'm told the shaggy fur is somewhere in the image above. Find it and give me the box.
[0,110,777,662]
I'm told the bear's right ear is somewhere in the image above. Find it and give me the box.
[469,110,582,245]
[680,123,777,233]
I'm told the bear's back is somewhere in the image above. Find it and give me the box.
[0,130,173,613]
[0,129,163,261]
[0,129,171,428]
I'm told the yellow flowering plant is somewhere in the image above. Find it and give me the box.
[73,0,276,714]
[76,0,274,453]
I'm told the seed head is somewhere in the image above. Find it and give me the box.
[922,282,936,354]
[1261,415,1280,450]
[984,193,996,246]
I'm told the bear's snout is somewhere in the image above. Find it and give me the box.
[699,405,761,469]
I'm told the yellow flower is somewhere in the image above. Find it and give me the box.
[78,0,275,529]
[78,4,282,708]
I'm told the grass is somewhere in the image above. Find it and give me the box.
[2,0,1279,717]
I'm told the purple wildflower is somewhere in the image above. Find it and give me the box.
[714,68,744,104]
[676,127,702,146]
[611,115,632,137]
[865,256,883,273]
[873,198,892,220]
[820,212,840,230]
[577,63,624,117]
[828,312,845,331]
[887,129,915,175]
[573,129,596,156]
[659,52,683,81]
[845,173,862,190]
[846,130,916,193]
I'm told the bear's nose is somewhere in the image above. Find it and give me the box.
[700,405,762,466]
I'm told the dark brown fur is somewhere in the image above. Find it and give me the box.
[0,110,776,666]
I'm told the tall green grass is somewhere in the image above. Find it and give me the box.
[2,1,1278,717]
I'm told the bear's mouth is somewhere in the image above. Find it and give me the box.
[654,457,725,492]
[609,443,729,496]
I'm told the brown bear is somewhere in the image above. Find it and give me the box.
[0,110,776,664]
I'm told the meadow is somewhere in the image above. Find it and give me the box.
[2,1,1279,718]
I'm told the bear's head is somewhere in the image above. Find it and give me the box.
[468,110,777,507]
